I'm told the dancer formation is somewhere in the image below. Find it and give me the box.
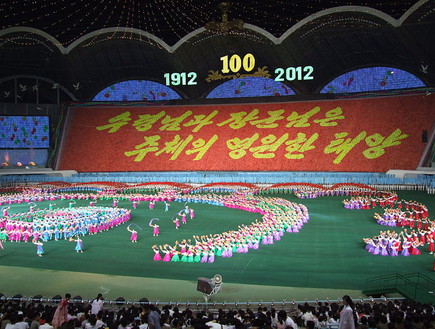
[294,185,433,258]
[344,192,434,257]
[0,189,134,256]
[150,193,309,263]
[0,183,432,266]
[288,184,433,259]
[0,185,310,262]
[1,207,131,243]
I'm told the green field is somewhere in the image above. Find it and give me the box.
[0,190,434,302]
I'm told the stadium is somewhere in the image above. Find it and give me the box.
[0,0,434,315]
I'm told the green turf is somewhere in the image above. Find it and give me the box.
[0,190,434,301]
[0,265,364,302]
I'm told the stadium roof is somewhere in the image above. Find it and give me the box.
[0,0,427,46]
[0,0,434,102]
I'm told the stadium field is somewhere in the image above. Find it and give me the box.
[0,190,433,302]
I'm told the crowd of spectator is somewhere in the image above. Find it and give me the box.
[0,295,433,329]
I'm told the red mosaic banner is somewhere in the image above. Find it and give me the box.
[57,95,435,172]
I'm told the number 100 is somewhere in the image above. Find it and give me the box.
[220,53,255,73]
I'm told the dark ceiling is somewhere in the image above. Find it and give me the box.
[0,0,434,103]
[0,0,420,46]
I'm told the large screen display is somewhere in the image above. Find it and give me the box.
[0,116,49,148]
[58,94,435,172]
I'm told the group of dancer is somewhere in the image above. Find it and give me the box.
[125,201,195,242]
[0,204,131,256]
[364,211,435,257]
[373,203,429,228]
[0,187,183,209]
[342,191,398,209]
[0,183,432,268]
[30,235,84,257]
[338,190,434,257]
[363,228,434,257]
[172,206,195,229]
[150,194,309,263]
[0,206,131,243]
[0,186,203,256]
[262,185,433,262]
[293,186,378,199]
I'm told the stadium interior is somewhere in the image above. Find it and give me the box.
[0,0,435,312]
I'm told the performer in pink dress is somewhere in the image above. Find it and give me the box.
[2,207,10,217]
[181,212,187,224]
[173,217,180,229]
[152,245,162,261]
[127,226,138,243]
[161,245,172,262]
[150,223,160,236]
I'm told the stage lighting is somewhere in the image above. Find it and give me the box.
[197,274,223,295]
[213,274,222,284]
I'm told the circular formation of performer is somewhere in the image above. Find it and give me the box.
[338,189,433,257]
[0,206,131,244]
[150,193,309,263]
[0,183,432,270]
